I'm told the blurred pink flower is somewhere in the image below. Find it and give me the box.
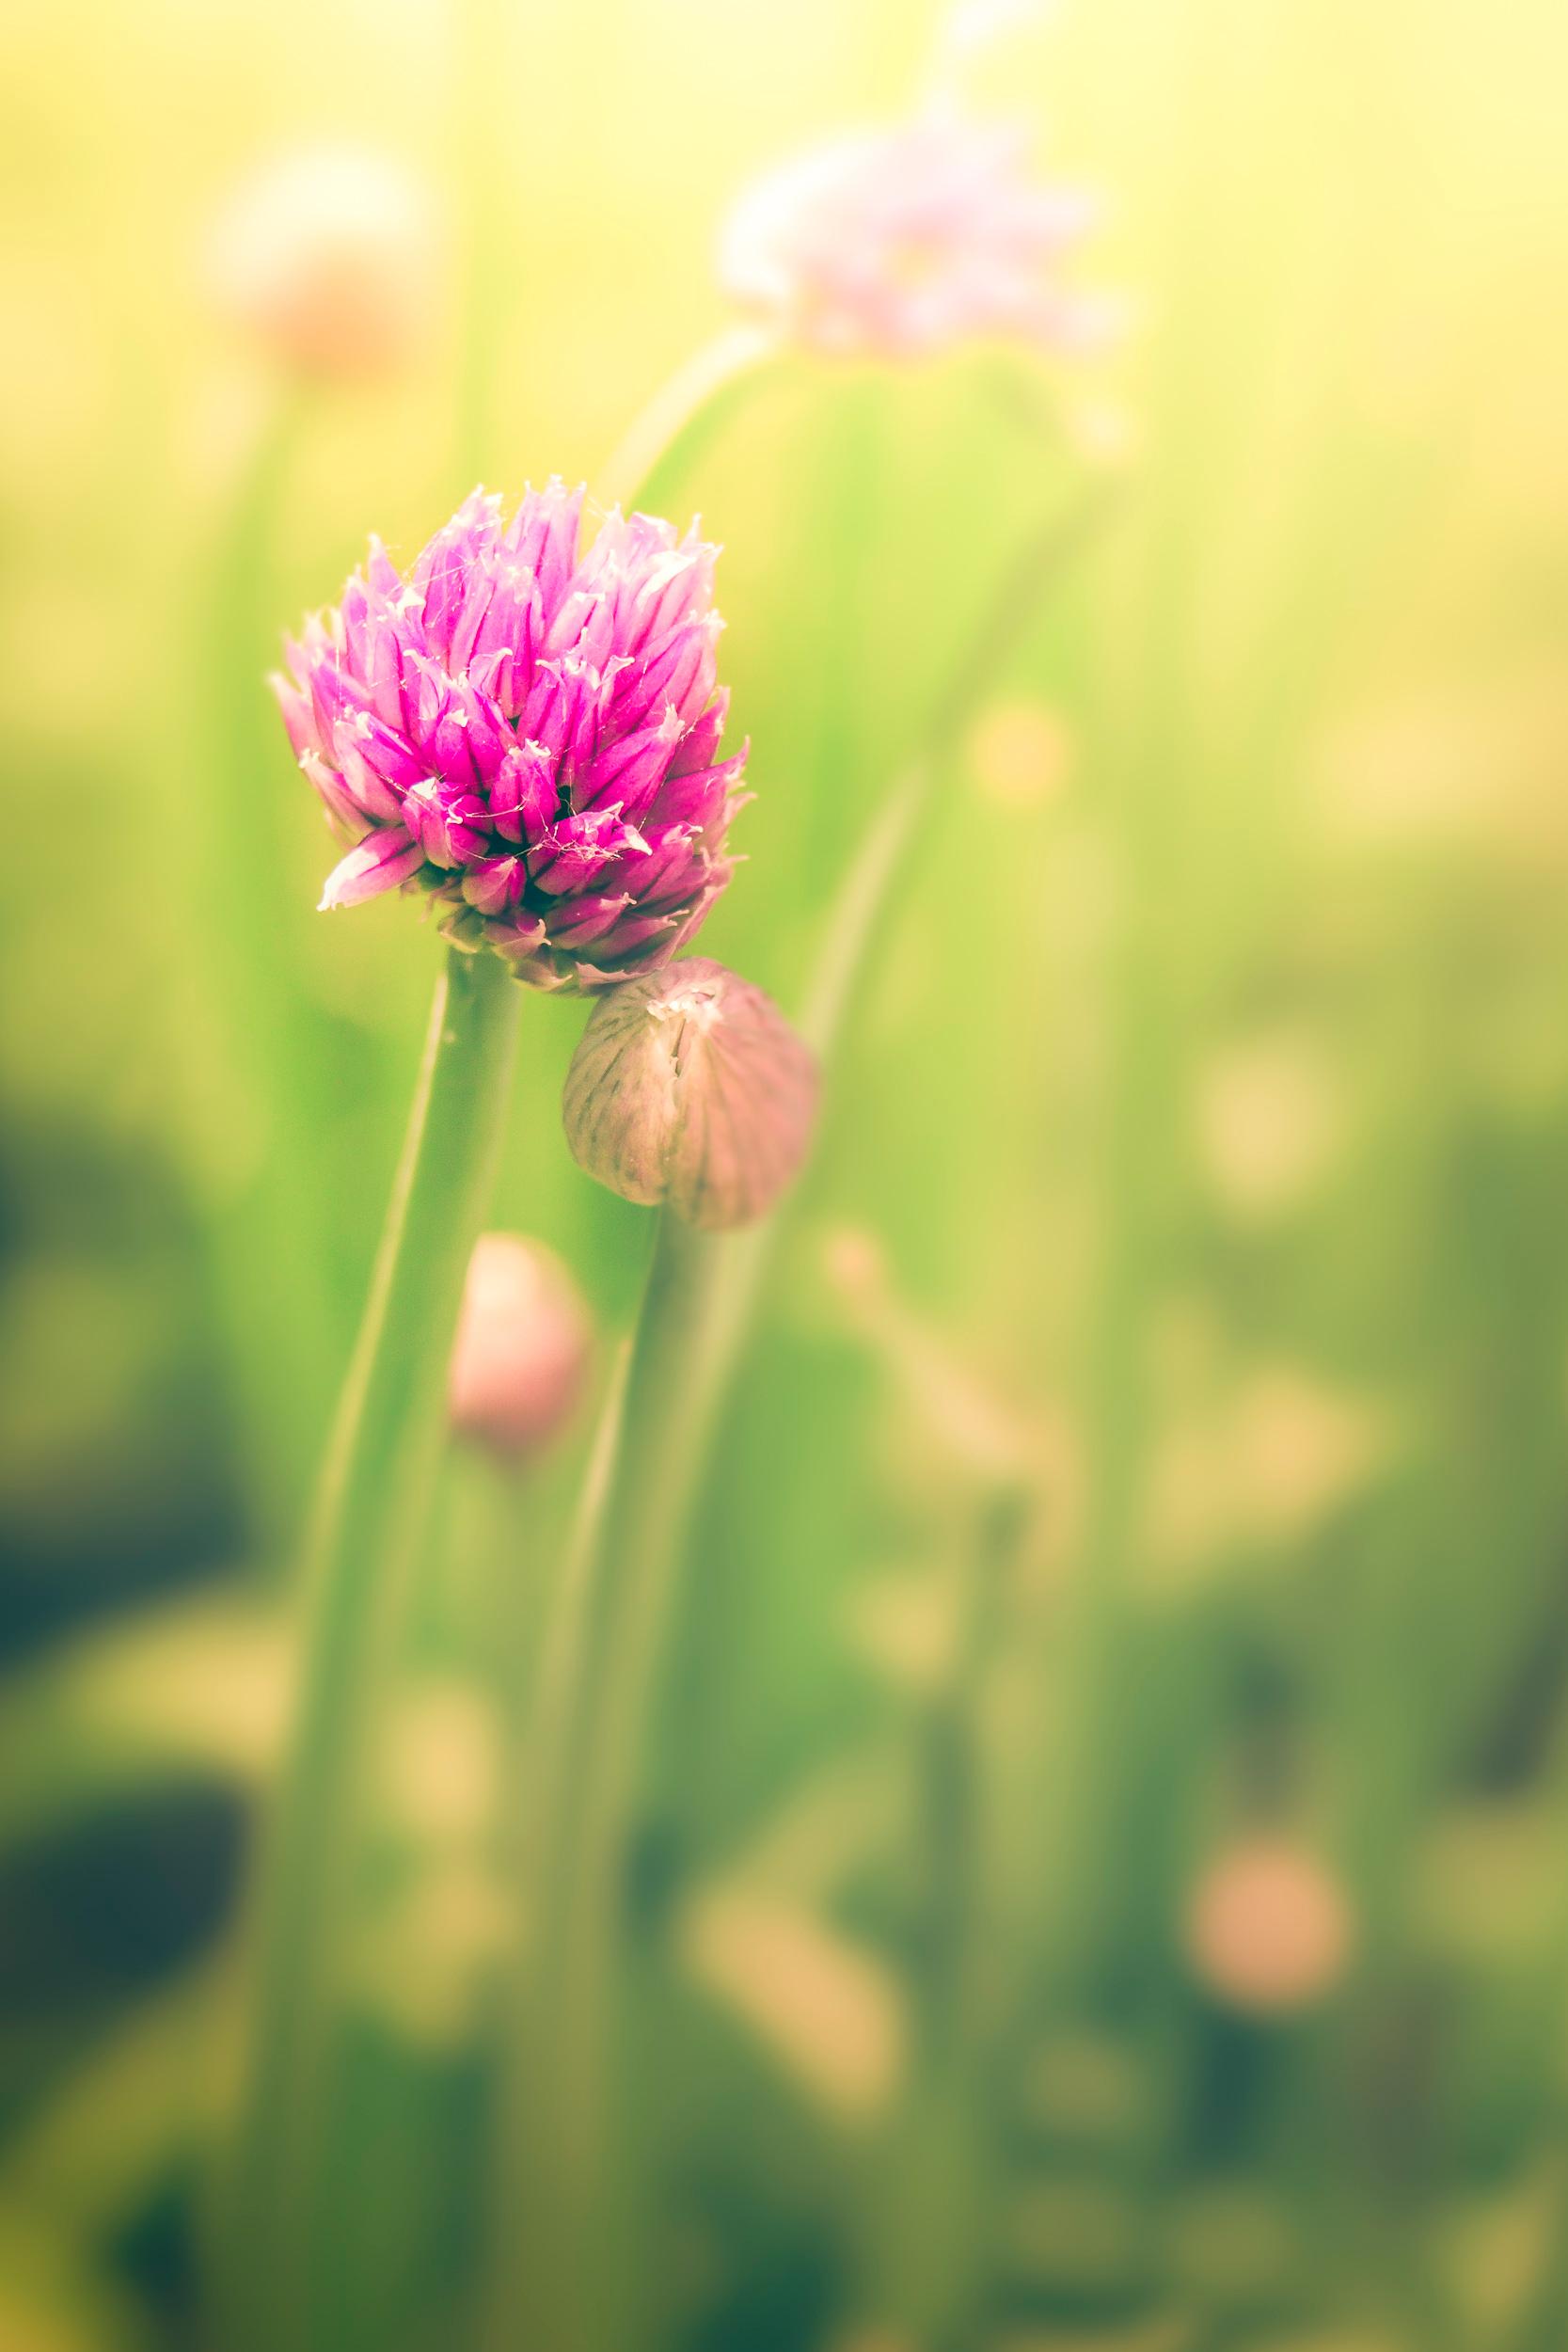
[448,1233,593,1463]
[720,110,1100,360]
[205,145,439,377]
[274,484,748,990]
[562,959,818,1229]
[1183,1837,1354,2016]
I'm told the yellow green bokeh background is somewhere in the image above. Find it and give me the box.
[5,0,1568,2344]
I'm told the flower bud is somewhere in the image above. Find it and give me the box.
[205,145,439,377]
[447,1232,592,1462]
[276,486,746,984]
[1182,1836,1354,2016]
[562,959,818,1230]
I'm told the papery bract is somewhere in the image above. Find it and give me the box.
[274,485,748,991]
[562,959,818,1230]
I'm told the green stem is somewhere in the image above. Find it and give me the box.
[1028,896,1168,1997]
[487,1211,724,2352]
[645,480,1119,1488]
[215,946,519,2352]
[200,384,346,1547]
[453,0,507,490]
[919,1487,1029,2059]
[594,324,783,516]
[486,482,1112,2350]
[855,1488,1031,2351]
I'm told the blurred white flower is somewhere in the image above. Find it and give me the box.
[204,144,440,376]
[721,110,1101,362]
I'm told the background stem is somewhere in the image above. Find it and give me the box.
[216,945,519,2352]
[486,476,1112,2350]
[594,326,782,516]
[200,383,345,1547]
[487,1210,724,2352]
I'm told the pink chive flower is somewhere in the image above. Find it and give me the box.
[448,1233,593,1463]
[273,484,748,992]
[720,110,1100,360]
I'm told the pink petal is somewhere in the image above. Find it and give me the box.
[319,828,424,911]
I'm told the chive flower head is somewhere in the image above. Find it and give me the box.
[721,110,1100,360]
[275,485,747,990]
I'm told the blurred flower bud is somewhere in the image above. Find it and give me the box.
[1183,1836,1354,2016]
[562,959,819,1230]
[205,145,439,377]
[819,1221,890,1306]
[448,1232,592,1462]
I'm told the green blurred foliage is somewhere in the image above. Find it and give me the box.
[4,0,1568,2344]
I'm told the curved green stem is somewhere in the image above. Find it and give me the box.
[200,384,345,1545]
[594,324,783,516]
[858,1486,1031,2346]
[453,0,508,489]
[487,1212,724,2352]
[215,946,519,2352]
[486,480,1113,2350]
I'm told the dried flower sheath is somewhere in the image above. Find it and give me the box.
[563,960,818,1230]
